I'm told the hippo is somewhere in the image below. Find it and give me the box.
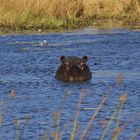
[55,56,92,82]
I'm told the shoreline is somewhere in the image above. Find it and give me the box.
[0,20,140,35]
[1,0,139,35]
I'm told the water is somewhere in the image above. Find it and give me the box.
[0,28,140,140]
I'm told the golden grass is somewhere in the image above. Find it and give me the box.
[70,89,88,140]
[1,76,140,140]
[0,0,140,29]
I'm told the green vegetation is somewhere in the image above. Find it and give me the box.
[0,0,140,31]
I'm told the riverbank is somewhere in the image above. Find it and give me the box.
[0,0,140,32]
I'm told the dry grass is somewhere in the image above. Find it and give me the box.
[1,75,140,139]
[0,0,140,29]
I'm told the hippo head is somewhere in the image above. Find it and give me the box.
[55,56,92,82]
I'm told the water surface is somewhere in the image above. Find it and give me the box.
[0,28,140,140]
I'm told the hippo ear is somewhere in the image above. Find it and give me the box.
[60,56,65,62]
[83,56,88,62]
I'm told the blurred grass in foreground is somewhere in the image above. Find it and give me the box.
[0,0,140,30]
[0,73,140,140]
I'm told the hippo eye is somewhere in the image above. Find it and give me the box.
[78,62,85,70]
[64,61,70,71]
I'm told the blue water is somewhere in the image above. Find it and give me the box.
[0,28,140,140]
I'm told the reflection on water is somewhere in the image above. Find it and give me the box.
[93,70,140,79]
[0,28,140,140]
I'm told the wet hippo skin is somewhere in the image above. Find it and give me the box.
[55,56,92,82]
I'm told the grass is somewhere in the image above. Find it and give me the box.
[0,74,140,140]
[0,0,140,31]
[70,90,87,140]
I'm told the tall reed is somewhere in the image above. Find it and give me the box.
[0,0,140,29]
